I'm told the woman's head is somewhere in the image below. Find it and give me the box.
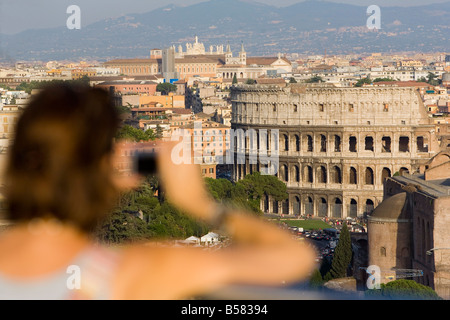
[4,83,121,232]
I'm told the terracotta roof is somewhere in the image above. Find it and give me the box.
[373,81,432,87]
[176,55,225,64]
[132,107,192,114]
[104,59,160,65]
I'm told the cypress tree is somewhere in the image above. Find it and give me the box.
[232,73,238,85]
[326,223,352,280]
[309,269,324,289]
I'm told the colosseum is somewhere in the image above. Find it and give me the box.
[230,83,440,218]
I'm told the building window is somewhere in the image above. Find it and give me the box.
[365,167,374,185]
[380,247,386,257]
[349,136,357,152]
[294,135,300,152]
[282,134,289,151]
[331,166,342,184]
[334,135,341,152]
[417,136,428,152]
[382,137,391,152]
[399,136,410,152]
[365,136,374,151]
[349,167,357,185]
[320,135,327,152]
[307,135,313,152]
[304,166,313,183]
[292,165,300,182]
[381,167,391,182]
[317,166,327,183]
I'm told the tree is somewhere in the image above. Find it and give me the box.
[373,77,394,82]
[204,173,288,215]
[156,83,177,95]
[237,172,288,212]
[426,72,441,86]
[96,210,150,244]
[306,75,323,83]
[116,125,155,142]
[289,77,297,84]
[245,79,256,85]
[155,124,164,139]
[232,73,238,85]
[354,76,372,87]
[309,269,325,289]
[366,279,442,300]
[417,77,427,83]
[97,176,209,243]
[324,223,352,280]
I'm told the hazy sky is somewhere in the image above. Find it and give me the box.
[1,0,449,35]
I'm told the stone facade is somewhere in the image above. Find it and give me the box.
[230,83,439,218]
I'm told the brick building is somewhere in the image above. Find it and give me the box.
[368,151,450,299]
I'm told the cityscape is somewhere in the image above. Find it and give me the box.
[0,0,449,302]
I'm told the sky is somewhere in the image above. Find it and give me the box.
[0,0,449,35]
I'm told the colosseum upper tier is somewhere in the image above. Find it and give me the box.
[230,83,439,218]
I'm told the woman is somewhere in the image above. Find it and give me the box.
[0,83,315,300]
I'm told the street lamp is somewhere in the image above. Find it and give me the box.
[426,248,450,256]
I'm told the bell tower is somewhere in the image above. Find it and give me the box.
[239,42,246,65]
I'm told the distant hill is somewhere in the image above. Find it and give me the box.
[1,0,449,62]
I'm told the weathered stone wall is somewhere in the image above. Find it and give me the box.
[231,84,438,218]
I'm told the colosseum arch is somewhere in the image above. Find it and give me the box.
[331,166,342,184]
[281,134,289,151]
[292,134,300,152]
[318,197,328,217]
[320,134,327,152]
[279,164,288,182]
[399,167,410,176]
[349,198,358,218]
[303,165,313,183]
[305,134,313,152]
[305,196,314,216]
[365,199,374,215]
[317,165,327,183]
[381,167,391,183]
[349,167,358,184]
[365,167,374,185]
[332,198,343,218]
[334,135,341,152]
[292,196,301,215]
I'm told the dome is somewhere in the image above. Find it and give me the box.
[369,192,409,222]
